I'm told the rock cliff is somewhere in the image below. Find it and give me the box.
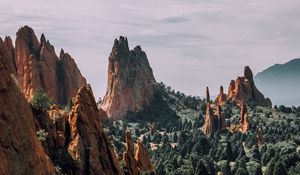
[0,43,55,174]
[227,66,272,107]
[68,85,121,175]
[100,36,157,119]
[15,26,86,105]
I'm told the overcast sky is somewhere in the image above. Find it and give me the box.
[1,0,300,99]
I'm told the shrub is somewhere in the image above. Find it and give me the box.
[30,90,53,110]
[37,129,48,141]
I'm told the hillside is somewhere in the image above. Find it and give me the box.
[255,58,300,106]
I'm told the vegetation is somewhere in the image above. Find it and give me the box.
[36,129,48,141]
[30,90,54,110]
[102,85,300,175]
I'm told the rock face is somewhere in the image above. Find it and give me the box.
[0,42,55,174]
[123,131,139,175]
[135,139,154,172]
[239,101,249,133]
[100,36,157,119]
[68,85,121,175]
[227,66,272,107]
[204,87,226,135]
[215,86,227,105]
[15,26,86,105]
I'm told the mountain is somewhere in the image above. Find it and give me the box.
[255,58,300,106]
[15,26,87,105]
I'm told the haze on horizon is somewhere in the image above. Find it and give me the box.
[1,0,300,102]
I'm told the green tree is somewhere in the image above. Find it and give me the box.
[30,90,53,110]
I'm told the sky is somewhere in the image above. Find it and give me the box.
[0,0,300,99]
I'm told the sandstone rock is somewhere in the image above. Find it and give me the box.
[100,36,157,119]
[204,87,226,135]
[123,131,139,175]
[215,86,227,105]
[0,44,55,174]
[68,85,121,175]
[227,66,272,107]
[215,105,226,130]
[239,101,249,133]
[15,26,86,105]
[206,86,210,103]
[0,37,16,75]
[204,103,214,135]
[135,139,154,172]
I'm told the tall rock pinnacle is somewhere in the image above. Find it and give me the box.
[68,85,121,175]
[100,36,157,119]
[15,26,86,104]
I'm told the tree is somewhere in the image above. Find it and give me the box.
[235,168,248,175]
[195,160,208,175]
[30,90,53,110]
[273,161,288,175]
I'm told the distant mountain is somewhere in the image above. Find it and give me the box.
[255,58,300,106]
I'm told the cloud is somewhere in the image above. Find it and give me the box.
[0,0,300,100]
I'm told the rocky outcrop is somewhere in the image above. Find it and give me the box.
[15,26,86,105]
[68,85,121,175]
[0,43,55,174]
[239,101,249,133]
[0,37,16,75]
[100,36,157,119]
[135,139,154,172]
[204,87,226,135]
[215,86,227,105]
[123,131,139,175]
[227,66,272,107]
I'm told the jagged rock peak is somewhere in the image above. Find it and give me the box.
[68,85,121,175]
[206,86,210,103]
[135,139,154,172]
[59,48,65,58]
[112,36,129,56]
[100,36,157,119]
[40,33,46,44]
[15,25,87,105]
[123,131,140,175]
[227,66,272,107]
[244,66,253,81]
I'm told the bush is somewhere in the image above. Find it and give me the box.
[30,90,53,110]
[37,129,48,141]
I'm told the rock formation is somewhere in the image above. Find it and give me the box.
[204,102,214,135]
[100,36,157,119]
[135,139,154,172]
[206,86,210,103]
[204,87,226,135]
[0,43,55,174]
[123,131,139,175]
[68,85,121,175]
[15,26,86,105]
[239,101,249,133]
[227,66,272,107]
[215,86,227,105]
[0,37,16,75]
